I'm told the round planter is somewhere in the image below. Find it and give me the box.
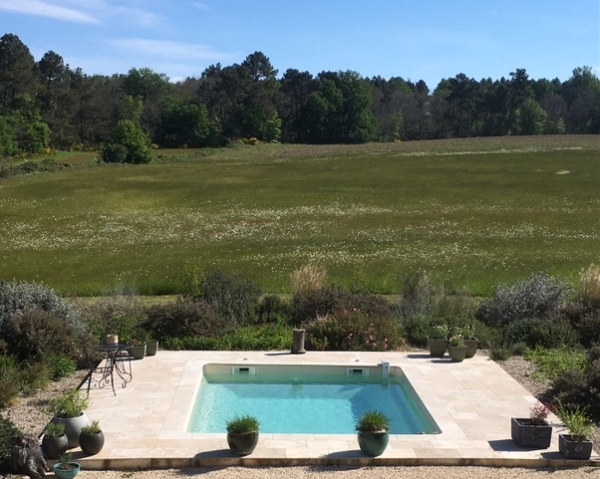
[357,429,389,457]
[129,343,146,359]
[427,338,448,358]
[449,345,468,362]
[79,431,105,456]
[464,339,479,358]
[146,340,159,356]
[52,461,81,479]
[53,413,89,448]
[510,417,552,449]
[41,433,68,459]
[558,434,593,460]
[227,431,259,456]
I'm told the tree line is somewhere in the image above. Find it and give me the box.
[0,32,598,156]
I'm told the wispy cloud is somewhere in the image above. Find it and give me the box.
[0,0,101,24]
[191,2,211,11]
[109,38,232,61]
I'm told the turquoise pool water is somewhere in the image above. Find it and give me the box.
[187,364,440,434]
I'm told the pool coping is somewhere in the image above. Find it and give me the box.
[73,350,599,470]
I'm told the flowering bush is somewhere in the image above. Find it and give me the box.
[529,403,551,425]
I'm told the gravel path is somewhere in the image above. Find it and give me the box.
[2,355,598,478]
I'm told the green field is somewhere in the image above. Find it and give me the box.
[1,135,598,296]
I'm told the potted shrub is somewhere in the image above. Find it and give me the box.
[511,403,552,449]
[45,389,89,448]
[127,338,146,360]
[355,410,390,457]
[146,338,159,356]
[79,419,105,456]
[52,451,81,479]
[557,404,594,460]
[41,422,68,459]
[463,324,479,358]
[226,414,260,456]
[427,324,448,358]
[448,334,468,362]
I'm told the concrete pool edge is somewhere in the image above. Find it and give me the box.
[81,351,599,470]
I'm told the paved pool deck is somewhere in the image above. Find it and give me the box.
[72,350,599,469]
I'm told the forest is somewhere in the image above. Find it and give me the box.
[0,32,599,156]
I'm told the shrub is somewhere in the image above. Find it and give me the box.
[398,271,440,322]
[502,317,580,350]
[184,270,261,326]
[101,120,153,164]
[292,285,393,325]
[0,417,22,472]
[304,309,403,351]
[143,299,232,342]
[48,355,77,381]
[0,355,22,407]
[290,264,327,296]
[77,289,145,343]
[101,143,128,163]
[578,264,600,311]
[524,346,587,379]
[4,309,80,363]
[475,272,571,327]
[256,294,293,324]
[550,358,600,422]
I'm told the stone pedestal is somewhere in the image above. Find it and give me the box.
[291,329,306,354]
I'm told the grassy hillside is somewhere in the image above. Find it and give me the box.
[1,135,598,296]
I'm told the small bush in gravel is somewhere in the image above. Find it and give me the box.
[48,355,77,381]
[476,272,572,327]
[550,356,600,422]
[0,416,22,472]
[0,355,22,407]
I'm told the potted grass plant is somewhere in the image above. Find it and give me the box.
[462,324,479,358]
[79,419,105,456]
[427,324,448,358]
[226,414,260,456]
[52,451,81,479]
[557,404,594,460]
[41,422,68,459]
[511,403,553,449]
[355,410,390,457]
[44,389,89,448]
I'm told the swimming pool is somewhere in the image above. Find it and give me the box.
[187,363,440,434]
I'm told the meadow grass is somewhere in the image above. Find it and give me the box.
[0,135,598,297]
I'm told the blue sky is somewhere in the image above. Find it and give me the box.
[1,0,598,89]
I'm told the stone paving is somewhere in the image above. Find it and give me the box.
[73,350,598,468]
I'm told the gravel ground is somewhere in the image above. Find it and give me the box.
[2,355,598,478]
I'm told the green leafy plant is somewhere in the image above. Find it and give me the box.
[49,355,77,381]
[80,420,101,435]
[449,334,465,347]
[429,324,448,340]
[45,389,89,418]
[355,410,389,432]
[556,403,594,441]
[0,417,22,471]
[226,415,260,433]
[44,422,65,438]
[56,451,77,470]
[524,346,587,380]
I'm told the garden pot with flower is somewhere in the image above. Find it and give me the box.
[128,338,146,359]
[78,420,105,456]
[557,404,594,459]
[226,414,260,456]
[511,403,552,449]
[462,324,479,358]
[41,422,68,459]
[427,324,448,358]
[44,389,89,448]
[448,334,468,362]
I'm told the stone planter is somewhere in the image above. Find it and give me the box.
[146,340,158,356]
[129,343,146,359]
[511,417,552,449]
[357,429,389,457]
[427,338,447,358]
[464,339,478,358]
[558,434,593,460]
[449,345,468,362]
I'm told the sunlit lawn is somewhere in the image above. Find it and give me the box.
[1,135,598,296]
